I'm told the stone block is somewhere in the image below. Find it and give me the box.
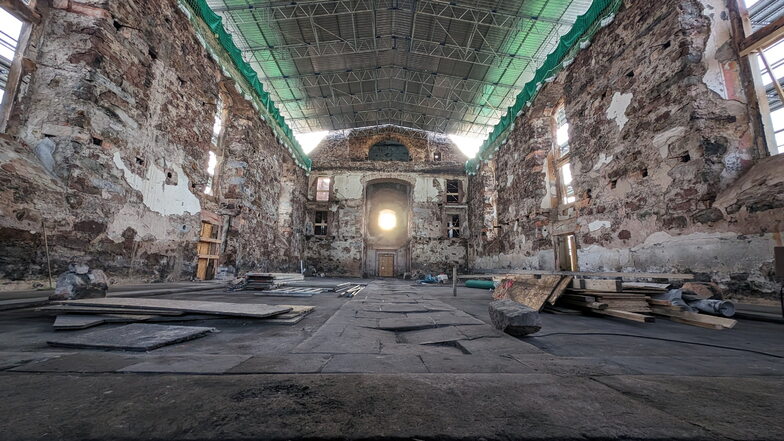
[488,299,542,336]
[50,266,108,301]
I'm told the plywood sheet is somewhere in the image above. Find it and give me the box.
[47,323,216,351]
[493,275,562,310]
[60,298,291,319]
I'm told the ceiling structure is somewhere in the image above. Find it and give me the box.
[206,0,592,137]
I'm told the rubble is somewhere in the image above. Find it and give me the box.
[50,264,109,301]
[488,300,542,336]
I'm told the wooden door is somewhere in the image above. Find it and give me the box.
[197,221,222,280]
[378,254,395,277]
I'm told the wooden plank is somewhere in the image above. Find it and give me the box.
[458,270,693,280]
[39,305,184,316]
[623,282,670,291]
[740,14,784,56]
[594,309,655,323]
[669,316,724,330]
[493,275,562,310]
[60,298,292,319]
[649,306,737,329]
[546,276,573,305]
[47,323,216,351]
[582,279,622,292]
[561,300,609,310]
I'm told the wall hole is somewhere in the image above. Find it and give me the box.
[681,153,691,162]
[641,168,648,178]
[610,179,617,189]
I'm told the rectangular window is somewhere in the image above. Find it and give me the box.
[433,152,441,161]
[555,106,570,157]
[211,98,224,146]
[316,177,331,201]
[0,8,24,115]
[558,163,576,204]
[446,180,460,203]
[447,214,460,238]
[314,211,328,236]
[556,234,578,271]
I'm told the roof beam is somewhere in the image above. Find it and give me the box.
[245,35,537,67]
[262,65,517,96]
[278,88,504,114]
[286,107,494,135]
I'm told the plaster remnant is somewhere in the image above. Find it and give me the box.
[606,92,633,130]
[113,152,200,216]
[588,220,611,232]
[700,0,732,98]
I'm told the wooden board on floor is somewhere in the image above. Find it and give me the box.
[59,298,292,319]
[594,309,655,323]
[263,305,315,324]
[650,305,737,329]
[493,275,562,310]
[581,279,623,292]
[546,276,573,305]
[53,314,158,330]
[40,305,185,316]
[47,323,216,351]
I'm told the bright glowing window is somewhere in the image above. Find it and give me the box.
[448,134,483,158]
[316,177,331,201]
[555,106,570,156]
[559,163,576,204]
[378,209,397,231]
[0,9,24,105]
[295,131,329,154]
[204,151,218,195]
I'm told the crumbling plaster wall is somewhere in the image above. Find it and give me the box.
[468,0,783,299]
[0,0,306,286]
[305,126,468,276]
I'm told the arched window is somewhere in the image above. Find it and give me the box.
[368,139,410,161]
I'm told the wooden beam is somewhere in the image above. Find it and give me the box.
[740,14,784,56]
[0,0,40,24]
[594,309,655,323]
[457,270,693,280]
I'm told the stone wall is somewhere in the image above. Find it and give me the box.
[305,125,469,277]
[0,0,306,287]
[467,0,783,299]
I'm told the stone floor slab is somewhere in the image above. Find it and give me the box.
[120,355,251,374]
[321,354,428,373]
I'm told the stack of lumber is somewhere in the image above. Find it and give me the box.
[555,278,657,323]
[244,273,305,290]
[336,283,366,298]
[40,297,315,331]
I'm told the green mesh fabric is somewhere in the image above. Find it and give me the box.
[466,0,623,174]
[181,0,312,170]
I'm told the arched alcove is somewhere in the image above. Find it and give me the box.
[368,139,411,161]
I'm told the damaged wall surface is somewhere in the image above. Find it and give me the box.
[467,0,783,299]
[305,125,469,277]
[0,0,307,286]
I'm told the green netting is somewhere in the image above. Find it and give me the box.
[466,0,623,174]
[180,0,312,171]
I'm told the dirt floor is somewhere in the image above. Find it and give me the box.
[0,278,782,440]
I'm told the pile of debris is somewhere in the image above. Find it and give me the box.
[488,273,737,330]
[243,272,305,290]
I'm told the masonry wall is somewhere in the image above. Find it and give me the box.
[468,0,783,299]
[0,0,306,287]
[305,125,468,277]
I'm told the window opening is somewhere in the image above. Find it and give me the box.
[447,214,461,238]
[204,151,218,195]
[555,106,570,157]
[0,9,23,107]
[211,97,224,146]
[446,179,460,203]
[556,234,578,271]
[433,152,442,161]
[314,211,328,236]
[316,177,331,201]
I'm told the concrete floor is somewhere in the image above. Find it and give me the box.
[0,278,782,440]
